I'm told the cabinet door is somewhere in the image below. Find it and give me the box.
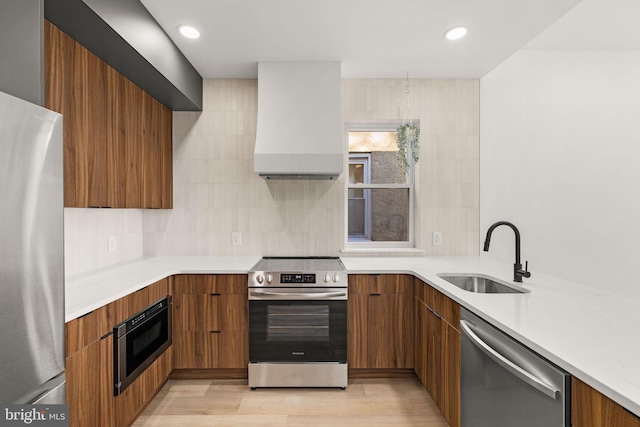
[66,335,114,427]
[123,77,144,207]
[414,279,461,427]
[142,90,162,208]
[347,292,369,368]
[214,292,248,368]
[414,296,428,385]
[347,274,413,369]
[44,21,172,209]
[443,323,460,427]
[114,344,172,427]
[106,66,126,208]
[368,293,405,368]
[85,50,109,208]
[572,378,640,427]
[425,305,443,402]
[160,105,173,208]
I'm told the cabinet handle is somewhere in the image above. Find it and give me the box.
[210,330,222,334]
[427,305,442,319]
[210,293,221,296]
[100,331,113,340]
[369,293,381,296]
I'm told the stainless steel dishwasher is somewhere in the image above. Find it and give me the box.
[460,308,570,426]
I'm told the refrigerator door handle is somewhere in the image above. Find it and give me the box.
[460,319,560,399]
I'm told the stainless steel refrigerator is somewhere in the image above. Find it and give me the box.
[0,90,65,404]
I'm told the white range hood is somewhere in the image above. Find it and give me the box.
[254,62,343,180]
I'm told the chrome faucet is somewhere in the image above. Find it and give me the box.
[483,221,531,283]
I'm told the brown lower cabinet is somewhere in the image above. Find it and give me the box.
[65,278,171,427]
[348,274,414,369]
[65,272,640,427]
[172,274,248,370]
[66,333,114,427]
[572,378,640,427]
[114,348,172,427]
[414,278,460,427]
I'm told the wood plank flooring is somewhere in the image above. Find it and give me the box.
[133,378,449,426]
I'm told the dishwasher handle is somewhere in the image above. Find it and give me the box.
[460,319,560,400]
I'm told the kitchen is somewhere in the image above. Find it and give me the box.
[1,0,640,426]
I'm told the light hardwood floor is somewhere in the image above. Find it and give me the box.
[133,378,449,426]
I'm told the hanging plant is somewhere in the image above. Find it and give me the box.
[396,122,420,175]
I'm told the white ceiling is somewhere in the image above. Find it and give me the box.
[524,0,640,50]
[140,0,583,78]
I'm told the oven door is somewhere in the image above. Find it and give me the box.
[248,289,347,363]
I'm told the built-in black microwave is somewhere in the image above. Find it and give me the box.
[113,296,172,396]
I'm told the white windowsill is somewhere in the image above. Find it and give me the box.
[340,247,425,256]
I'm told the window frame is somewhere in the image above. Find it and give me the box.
[344,123,416,249]
[348,153,372,240]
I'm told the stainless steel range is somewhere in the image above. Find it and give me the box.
[248,257,348,389]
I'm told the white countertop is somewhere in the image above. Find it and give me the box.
[65,255,640,417]
[65,256,261,322]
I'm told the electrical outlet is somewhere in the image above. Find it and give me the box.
[232,231,242,247]
[108,236,117,252]
[432,231,443,246]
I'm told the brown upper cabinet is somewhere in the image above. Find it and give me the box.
[44,21,172,209]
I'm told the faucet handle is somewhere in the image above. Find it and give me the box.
[522,261,531,278]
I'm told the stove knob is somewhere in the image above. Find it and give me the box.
[256,274,264,284]
[266,274,273,283]
[324,274,331,283]
[332,273,340,283]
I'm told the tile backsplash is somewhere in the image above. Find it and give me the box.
[64,77,480,274]
[64,208,143,277]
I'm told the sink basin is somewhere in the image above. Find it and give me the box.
[437,273,530,294]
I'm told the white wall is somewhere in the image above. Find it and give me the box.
[480,50,640,298]
[142,78,480,257]
[64,208,144,277]
[65,77,480,274]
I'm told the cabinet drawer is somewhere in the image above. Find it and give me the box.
[415,279,460,330]
[173,331,247,369]
[65,305,111,357]
[174,274,247,295]
[349,274,412,294]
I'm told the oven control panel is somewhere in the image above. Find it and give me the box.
[249,271,347,287]
[281,273,315,283]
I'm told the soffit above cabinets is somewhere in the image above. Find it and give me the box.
[140,0,582,78]
[45,0,203,111]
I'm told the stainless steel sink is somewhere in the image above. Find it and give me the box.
[437,273,530,294]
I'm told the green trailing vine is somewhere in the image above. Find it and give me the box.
[396,123,420,174]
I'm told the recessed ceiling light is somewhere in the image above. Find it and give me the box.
[444,26,468,41]
[177,24,201,39]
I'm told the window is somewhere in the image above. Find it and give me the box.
[346,126,415,248]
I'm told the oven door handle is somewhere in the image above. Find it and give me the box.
[250,290,347,299]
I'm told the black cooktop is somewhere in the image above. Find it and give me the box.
[250,257,345,272]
